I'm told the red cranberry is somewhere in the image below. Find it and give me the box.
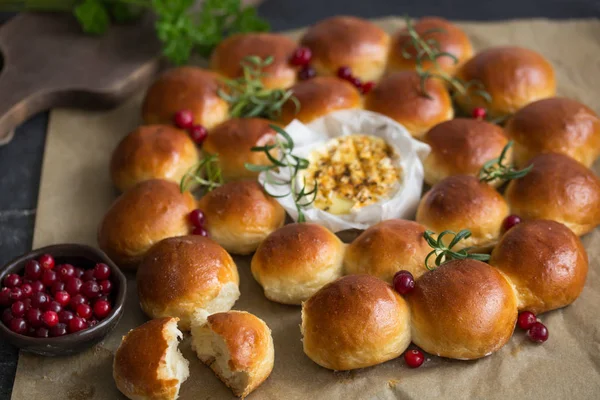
[93,300,112,319]
[2,308,14,325]
[31,291,49,308]
[173,109,194,129]
[337,66,352,80]
[9,318,27,334]
[42,311,59,327]
[99,280,112,295]
[404,349,425,368]
[502,215,522,232]
[188,209,206,228]
[4,273,21,288]
[393,270,415,295]
[35,327,49,338]
[298,65,316,80]
[192,226,209,237]
[24,260,42,280]
[30,280,44,293]
[50,281,65,295]
[65,277,83,295]
[81,280,100,299]
[50,323,67,337]
[290,47,312,66]
[70,294,87,308]
[82,269,96,282]
[349,76,362,89]
[517,311,537,330]
[9,287,23,302]
[76,303,93,319]
[528,322,549,343]
[57,264,75,281]
[42,269,58,287]
[11,301,26,317]
[26,308,43,328]
[93,263,111,280]
[20,283,33,298]
[54,291,70,307]
[0,287,11,306]
[74,268,84,278]
[69,317,87,333]
[39,254,55,270]
[472,107,487,120]
[46,301,62,314]
[58,310,74,324]
[189,124,208,145]
[361,81,375,94]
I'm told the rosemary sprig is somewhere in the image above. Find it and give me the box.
[423,229,491,270]
[400,16,491,105]
[179,153,223,193]
[218,56,300,120]
[245,124,317,222]
[478,141,532,183]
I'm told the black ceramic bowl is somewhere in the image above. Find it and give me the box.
[0,244,126,356]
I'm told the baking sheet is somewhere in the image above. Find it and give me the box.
[10,17,600,399]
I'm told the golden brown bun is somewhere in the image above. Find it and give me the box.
[343,219,430,283]
[191,311,274,398]
[203,118,278,182]
[142,67,229,129]
[490,220,588,314]
[251,223,345,305]
[423,118,510,186]
[279,76,362,125]
[98,180,196,269]
[504,97,600,168]
[416,175,509,250]
[210,33,297,89]
[137,236,240,330]
[455,46,556,118]
[110,125,199,192]
[300,16,390,82]
[114,318,189,400]
[504,153,600,236]
[406,259,517,359]
[388,17,473,75]
[364,71,453,139]
[301,274,411,370]
[198,181,286,255]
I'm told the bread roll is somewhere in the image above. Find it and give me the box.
[423,118,510,186]
[197,181,286,255]
[416,175,509,250]
[406,259,518,359]
[110,125,199,192]
[455,46,556,118]
[388,17,473,76]
[251,223,345,305]
[364,71,453,139]
[279,76,361,125]
[504,153,600,236]
[137,236,240,330]
[301,274,411,370]
[114,318,189,400]
[191,311,274,398]
[504,97,600,168]
[202,118,278,182]
[98,179,196,269]
[300,16,390,82]
[142,67,229,129]
[489,220,588,314]
[211,33,297,89]
[343,219,430,282]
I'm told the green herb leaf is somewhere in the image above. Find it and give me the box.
[180,153,223,193]
[478,141,532,183]
[423,229,491,270]
[74,0,111,35]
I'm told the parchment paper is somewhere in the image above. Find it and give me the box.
[10,18,600,400]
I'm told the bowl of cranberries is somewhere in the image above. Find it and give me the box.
[0,244,126,356]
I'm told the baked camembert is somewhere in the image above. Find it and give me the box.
[303,135,402,214]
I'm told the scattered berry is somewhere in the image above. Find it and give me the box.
[290,47,312,66]
[349,76,362,89]
[502,215,522,232]
[336,66,352,80]
[527,322,549,343]
[173,109,194,130]
[361,81,375,94]
[298,65,316,80]
[188,209,206,228]
[393,270,415,295]
[472,107,487,120]
[404,349,425,368]
[517,311,537,330]
[189,124,208,145]
[193,226,209,237]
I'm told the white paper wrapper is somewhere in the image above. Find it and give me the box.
[259,109,430,232]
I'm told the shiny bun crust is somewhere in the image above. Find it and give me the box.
[490,220,588,314]
[504,97,600,168]
[423,118,509,186]
[279,76,362,125]
[211,33,298,89]
[388,17,473,75]
[406,259,517,359]
[416,175,509,250]
[364,71,453,139]
[114,318,189,400]
[343,219,430,283]
[455,46,556,118]
[300,16,390,82]
[198,181,286,255]
[251,223,345,305]
[137,236,240,330]
[110,125,199,192]
[191,311,274,398]
[142,67,229,130]
[301,274,411,371]
[98,179,196,269]
[504,153,600,236]
[202,118,278,182]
